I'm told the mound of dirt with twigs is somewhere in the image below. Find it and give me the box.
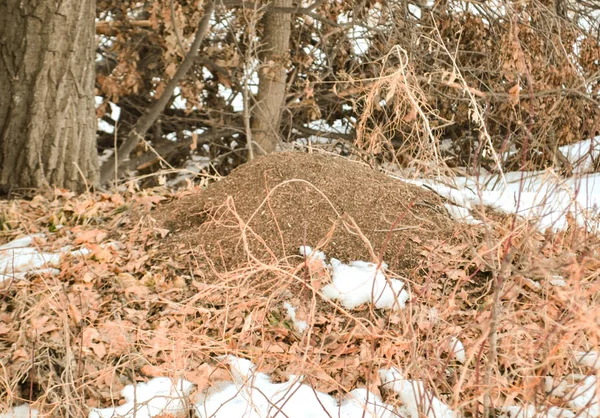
[152,152,458,274]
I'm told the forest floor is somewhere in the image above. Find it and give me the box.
[1,151,599,418]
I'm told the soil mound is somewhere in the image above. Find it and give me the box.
[152,153,456,274]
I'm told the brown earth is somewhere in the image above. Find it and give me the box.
[151,152,458,275]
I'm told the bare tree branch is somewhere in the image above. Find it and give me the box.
[116,127,239,175]
[292,124,354,142]
[99,0,216,185]
[220,0,339,26]
[220,0,322,14]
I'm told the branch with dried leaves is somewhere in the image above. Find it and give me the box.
[99,1,216,185]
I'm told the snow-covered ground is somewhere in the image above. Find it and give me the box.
[408,136,600,232]
[85,355,457,418]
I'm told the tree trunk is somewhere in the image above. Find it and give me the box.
[0,0,98,192]
[251,0,293,156]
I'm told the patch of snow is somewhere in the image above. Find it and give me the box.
[543,375,585,398]
[406,180,476,210]
[444,204,482,225]
[403,144,600,231]
[449,337,466,363]
[98,119,115,134]
[408,3,422,19]
[0,234,43,250]
[299,245,326,264]
[549,277,567,287]
[295,136,332,147]
[88,377,194,418]
[0,247,60,276]
[338,388,396,418]
[379,367,455,418]
[322,258,408,310]
[558,136,600,174]
[283,302,308,333]
[70,247,92,257]
[0,268,60,284]
[167,156,211,187]
[349,25,371,56]
[565,375,598,418]
[195,355,410,418]
[109,102,121,122]
[0,405,39,418]
[502,144,519,161]
[0,235,89,284]
[98,149,114,165]
[540,374,599,417]
[298,247,409,319]
[440,139,453,152]
[575,351,600,369]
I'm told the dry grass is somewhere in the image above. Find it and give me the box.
[3,25,600,414]
[0,182,598,417]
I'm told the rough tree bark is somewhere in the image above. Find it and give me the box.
[250,0,293,155]
[0,0,99,191]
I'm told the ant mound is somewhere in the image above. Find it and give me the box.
[153,153,456,274]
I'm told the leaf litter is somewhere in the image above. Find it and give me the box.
[0,153,599,417]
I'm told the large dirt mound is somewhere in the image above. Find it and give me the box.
[152,152,457,274]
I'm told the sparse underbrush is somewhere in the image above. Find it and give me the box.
[0,175,598,417]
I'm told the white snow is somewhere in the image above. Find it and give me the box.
[299,246,409,310]
[448,337,466,363]
[548,276,567,287]
[323,258,408,310]
[109,102,121,122]
[559,136,600,174]
[167,155,211,187]
[544,375,584,398]
[404,150,600,231]
[283,302,308,333]
[565,375,598,418]
[81,356,458,418]
[444,203,483,225]
[515,353,600,418]
[299,245,326,263]
[379,367,455,418]
[0,235,89,284]
[575,351,600,369]
[195,355,432,418]
[499,404,574,418]
[88,377,194,418]
[0,234,43,250]
[98,149,114,165]
[0,405,39,418]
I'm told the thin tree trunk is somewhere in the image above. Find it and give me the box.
[0,0,98,191]
[251,0,293,155]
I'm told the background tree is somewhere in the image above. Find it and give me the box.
[0,0,99,192]
[250,0,293,155]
